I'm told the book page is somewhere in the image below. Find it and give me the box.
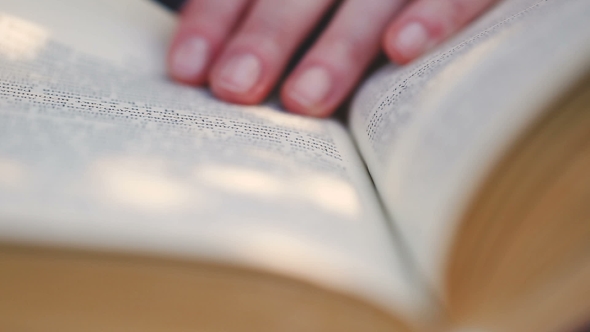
[1,0,173,74]
[0,0,428,322]
[350,0,590,294]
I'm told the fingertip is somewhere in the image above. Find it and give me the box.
[383,21,434,65]
[209,52,269,105]
[281,66,336,118]
[168,35,212,85]
[383,0,501,65]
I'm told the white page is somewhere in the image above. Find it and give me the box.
[350,0,590,295]
[0,0,428,322]
[1,0,173,74]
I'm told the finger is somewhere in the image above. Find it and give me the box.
[281,0,406,117]
[209,0,335,105]
[383,0,500,64]
[167,0,251,85]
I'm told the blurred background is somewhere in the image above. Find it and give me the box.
[154,0,185,11]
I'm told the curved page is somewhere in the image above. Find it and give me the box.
[350,0,590,294]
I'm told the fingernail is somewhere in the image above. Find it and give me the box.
[218,53,262,93]
[394,22,430,59]
[289,66,332,114]
[170,37,210,80]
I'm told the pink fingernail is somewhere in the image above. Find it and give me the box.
[394,22,430,59]
[289,66,332,114]
[218,53,262,93]
[170,37,210,80]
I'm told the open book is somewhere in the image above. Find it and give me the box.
[0,0,589,331]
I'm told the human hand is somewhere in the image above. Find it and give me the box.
[167,0,499,117]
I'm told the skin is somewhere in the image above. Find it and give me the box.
[167,0,500,117]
